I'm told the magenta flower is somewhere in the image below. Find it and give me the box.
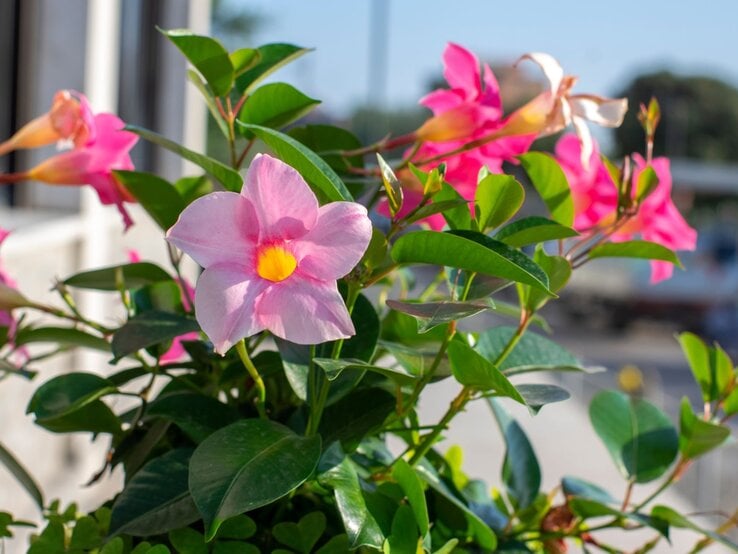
[554,133,697,283]
[166,154,372,353]
[383,43,531,229]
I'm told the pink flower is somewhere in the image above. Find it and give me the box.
[166,154,372,353]
[0,90,95,156]
[497,53,627,168]
[25,113,138,229]
[384,43,531,230]
[554,133,697,283]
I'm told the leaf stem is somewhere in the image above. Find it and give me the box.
[235,339,266,418]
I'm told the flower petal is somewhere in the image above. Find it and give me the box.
[419,88,466,114]
[569,95,628,128]
[194,263,267,354]
[518,53,564,94]
[293,202,372,281]
[242,153,318,240]
[442,43,481,98]
[257,279,354,344]
[167,192,258,267]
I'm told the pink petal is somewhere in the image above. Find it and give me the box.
[442,43,481,98]
[257,278,354,344]
[242,154,318,241]
[167,192,258,268]
[480,64,503,112]
[195,263,267,354]
[649,260,674,284]
[569,95,628,128]
[292,202,372,281]
[419,88,466,114]
[160,331,199,362]
[84,114,139,171]
[518,53,564,94]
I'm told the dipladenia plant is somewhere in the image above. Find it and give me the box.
[0,30,735,554]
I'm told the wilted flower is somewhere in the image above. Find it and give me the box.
[166,154,372,353]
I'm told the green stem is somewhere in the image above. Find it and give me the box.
[235,339,266,419]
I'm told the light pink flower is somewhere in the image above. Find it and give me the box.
[25,113,138,229]
[166,154,372,353]
[383,43,531,229]
[554,133,697,283]
[497,53,627,168]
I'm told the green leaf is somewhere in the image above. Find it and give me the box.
[406,199,469,227]
[109,449,199,537]
[651,505,738,550]
[319,457,385,550]
[475,173,525,231]
[518,152,574,226]
[434,182,472,230]
[588,240,682,267]
[32,400,121,436]
[319,388,395,451]
[561,476,615,504]
[636,166,659,202]
[238,123,352,202]
[238,83,320,136]
[678,397,730,459]
[678,332,711,402]
[476,326,588,376]
[14,326,109,352]
[515,384,570,414]
[214,514,257,540]
[414,463,497,551]
[189,419,321,540]
[100,537,125,554]
[724,386,738,416]
[111,311,200,362]
[384,504,420,553]
[386,298,492,333]
[272,512,326,554]
[235,43,312,94]
[313,357,415,386]
[377,154,403,217]
[289,124,364,173]
[114,171,185,231]
[568,498,667,536]
[146,393,239,443]
[69,516,101,550]
[392,459,429,535]
[174,174,213,206]
[161,29,233,96]
[391,230,550,293]
[126,125,242,192]
[229,48,259,76]
[0,441,43,510]
[169,527,207,554]
[589,390,678,483]
[489,400,540,509]
[187,70,229,138]
[523,246,572,312]
[447,340,524,403]
[495,216,578,248]
[28,372,117,421]
[64,262,172,291]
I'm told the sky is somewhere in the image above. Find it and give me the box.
[234,0,738,119]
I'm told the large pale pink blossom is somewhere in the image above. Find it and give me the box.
[384,43,531,230]
[554,133,697,282]
[166,154,372,353]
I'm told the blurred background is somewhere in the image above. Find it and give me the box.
[1,1,737,551]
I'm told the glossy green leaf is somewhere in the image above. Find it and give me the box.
[561,476,615,504]
[319,457,384,550]
[28,372,117,421]
[651,505,738,550]
[392,459,429,535]
[31,399,120,436]
[169,527,207,554]
[235,43,311,93]
[476,326,587,376]
[678,397,730,459]
[174,174,213,206]
[0,441,43,510]
[434,182,472,230]
[289,124,364,173]
[313,357,415,386]
[239,123,352,202]
[229,48,259,76]
[126,125,242,192]
[69,516,101,550]
[146,393,239,443]
[272,512,326,554]
[447,340,524,403]
[114,171,185,231]
[377,154,403,217]
[588,240,682,266]
[415,463,497,550]
[568,498,667,536]
[489,400,540,509]
[589,390,678,482]
[14,326,109,352]
[386,298,492,333]
[636,166,659,202]
[724,386,738,416]
[161,29,233,96]
[524,246,572,312]
[214,514,257,540]
[109,449,199,537]
[391,230,550,292]
[384,504,420,553]
[100,538,124,554]
[238,83,320,136]
[518,152,574,226]
[515,384,570,414]
[189,419,321,539]
[111,312,200,361]
[379,341,451,381]
[319,388,395,451]
[187,70,229,137]
[678,332,710,399]
[495,216,578,247]
[475,173,525,231]
[64,262,172,291]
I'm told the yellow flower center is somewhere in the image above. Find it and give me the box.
[256,245,297,282]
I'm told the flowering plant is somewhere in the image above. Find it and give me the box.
[0,31,736,554]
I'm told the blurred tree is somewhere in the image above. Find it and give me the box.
[614,71,738,161]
